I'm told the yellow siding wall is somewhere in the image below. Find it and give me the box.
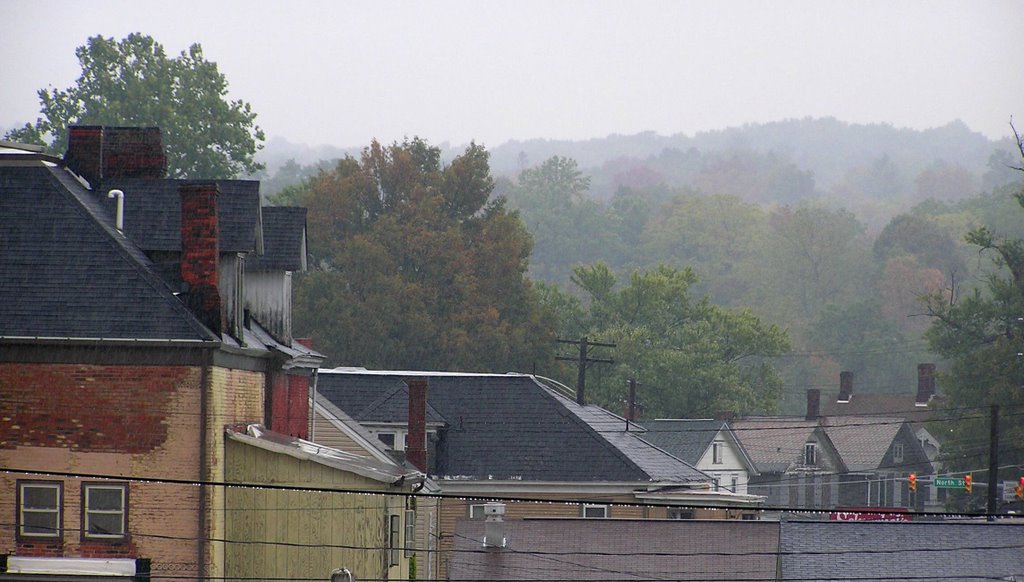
[224,438,416,581]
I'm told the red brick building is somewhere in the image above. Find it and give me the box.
[0,129,320,580]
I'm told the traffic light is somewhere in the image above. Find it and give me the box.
[964,474,972,493]
[908,473,917,493]
[1015,477,1024,501]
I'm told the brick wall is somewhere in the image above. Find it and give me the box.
[64,126,167,186]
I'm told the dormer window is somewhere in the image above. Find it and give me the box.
[804,442,817,466]
[893,443,904,464]
[377,432,396,449]
[712,442,724,464]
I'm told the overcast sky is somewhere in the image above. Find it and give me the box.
[2,1,1022,149]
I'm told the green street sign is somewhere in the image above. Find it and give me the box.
[935,477,966,489]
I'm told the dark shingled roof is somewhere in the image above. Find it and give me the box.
[450,518,781,581]
[780,520,1024,582]
[0,164,216,340]
[101,178,261,253]
[316,370,707,483]
[246,206,306,272]
[639,419,725,464]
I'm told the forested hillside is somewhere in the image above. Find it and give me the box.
[279,118,1024,416]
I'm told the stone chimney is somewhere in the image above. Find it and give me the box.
[916,363,936,406]
[179,183,223,336]
[65,126,167,186]
[805,388,820,421]
[837,371,854,403]
[406,378,428,473]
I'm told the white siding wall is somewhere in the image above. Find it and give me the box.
[695,431,751,494]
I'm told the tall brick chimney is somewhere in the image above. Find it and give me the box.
[837,371,854,403]
[406,379,428,473]
[805,388,820,421]
[65,126,167,186]
[179,183,223,335]
[916,363,936,405]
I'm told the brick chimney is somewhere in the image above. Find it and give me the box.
[65,126,167,186]
[837,371,854,403]
[916,363,936,405]
[805,388,820,421]
[179,183,223,336]
[406,379,428,473]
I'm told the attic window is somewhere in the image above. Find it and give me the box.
[804,442,817,466]
[893,443,904,464]
[712,442,724,464]
[582,504,609,518]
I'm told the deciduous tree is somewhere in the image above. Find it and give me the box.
[6,33,263,178]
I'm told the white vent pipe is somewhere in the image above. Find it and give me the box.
[107,189,124,232]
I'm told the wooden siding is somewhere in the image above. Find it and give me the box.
[224,438,412,581]
[246,271,291,342]
[312,409,373,458]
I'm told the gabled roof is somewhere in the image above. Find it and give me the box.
[100,178,262,254]
[821,415,905,472]
[315,369,707,483]
[450,518,781,581]
[780,520,1024,582]
[730,417,841,474]
[0,164,216,341]
[638,419,726,464]
[246,206,306,272]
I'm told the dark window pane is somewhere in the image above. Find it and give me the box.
[23,487,57,509]
[23,512,58,535]
[88,488,123,511]
[88,513,123,535]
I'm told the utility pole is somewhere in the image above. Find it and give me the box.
[987,404,999,520]
[556,336,614,405]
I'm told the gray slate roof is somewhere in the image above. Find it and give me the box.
[101,178,261,253]
[315,370,707,483]
[822,415,904,472]
[638,419,725,464]
[780,520,1024,582]
[450,518,780,581]
[0,164,215,340]
[730,417,828,474]
[246,206,306,272]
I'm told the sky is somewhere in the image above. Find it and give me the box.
[2,1,1022,150]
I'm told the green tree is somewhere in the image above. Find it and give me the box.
[506,156,616,283]
[6,33,264,179]
[292,138,553,372]
[925,143,1024,509]
[544,263,790,417]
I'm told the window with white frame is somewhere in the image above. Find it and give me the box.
[18,481,61,539]
[83,483,127,539]
[376,432,397,449]
[582,504,608,518]
[469,504,487,519]
[404,509,416,558]
[731,476,739,493]
[893,442,904,464]
[712,441,724,464]
[804,442,817,466]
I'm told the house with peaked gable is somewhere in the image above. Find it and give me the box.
[820,415,933,511]
[311,369,763,579]
[0,128,334,580]
[731,406,847,512]
[639,419,758,496]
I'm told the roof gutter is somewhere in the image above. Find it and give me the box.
[0,336,215,347]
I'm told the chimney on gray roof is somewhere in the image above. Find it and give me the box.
[406,378,428,473]
[805,388,820,421]
[837,371,854,403]
[179,182,223,336]
[916,363,936,405]
[65,126,167,187]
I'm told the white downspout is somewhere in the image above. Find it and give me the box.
[107,189,124,232]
